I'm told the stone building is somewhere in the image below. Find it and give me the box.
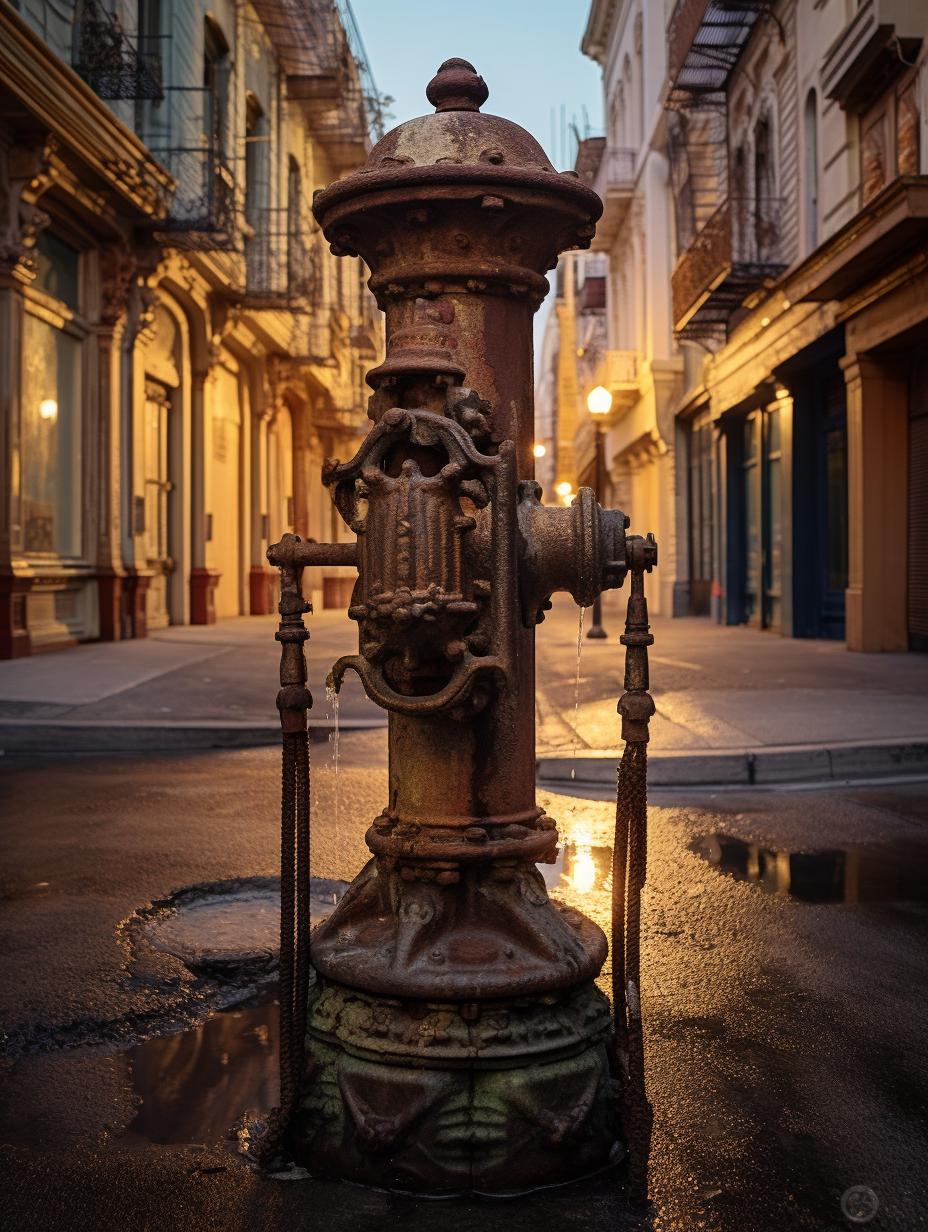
[666,0,928,652]
[579,0,682,619]
[0,0,382,657]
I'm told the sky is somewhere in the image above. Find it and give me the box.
[348,0,604,359]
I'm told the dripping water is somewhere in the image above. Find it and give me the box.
[571,606,586,780]
[325,684,341,836]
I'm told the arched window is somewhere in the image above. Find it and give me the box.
[753,113,776,261]
[623,54,634,145]
[804,89,819,253]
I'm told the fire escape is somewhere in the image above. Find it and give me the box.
[667,1,785,342]
[246,0,385,372]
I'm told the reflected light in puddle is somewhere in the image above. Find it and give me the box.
[568,845,597,895]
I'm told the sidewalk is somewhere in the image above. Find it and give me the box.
[1,595,926,785]
[0,612,381,751]
[535,594,928,787]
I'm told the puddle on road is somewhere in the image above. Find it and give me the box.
[123,992,279,1146]
[122,876,348,1147]
[693,833,928,904]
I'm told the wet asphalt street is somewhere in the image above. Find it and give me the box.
[1,736,927,1231]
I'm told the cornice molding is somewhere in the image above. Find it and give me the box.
[0,1,174,220]
[581,0,621,63]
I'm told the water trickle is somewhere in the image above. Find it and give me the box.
[571,606,586,780]
[325,684,341,833]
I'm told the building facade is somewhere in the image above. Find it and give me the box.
[666,0,928,652]
[579,0,682,619]
[0,0,382,657]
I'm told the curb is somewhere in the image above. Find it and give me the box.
[537,738,928,789]
[0,716,387,754]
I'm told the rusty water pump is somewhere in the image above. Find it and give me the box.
[266,59,657,1196]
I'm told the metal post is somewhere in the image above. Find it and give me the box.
[588,421,609,638]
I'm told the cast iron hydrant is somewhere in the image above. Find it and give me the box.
[267,59,657,1195]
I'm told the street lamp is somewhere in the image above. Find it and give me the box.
[532,442,547,458]
[586,385,613,639]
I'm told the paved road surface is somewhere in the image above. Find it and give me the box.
[1,740,926,1230]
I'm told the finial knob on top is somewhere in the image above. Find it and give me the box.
[426,58,489,113]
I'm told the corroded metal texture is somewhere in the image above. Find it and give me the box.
[269,58,657,1194]
[297,975,619,1195]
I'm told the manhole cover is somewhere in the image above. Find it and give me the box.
[139,877,347,980]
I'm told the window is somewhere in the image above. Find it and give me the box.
[860,72,920,204]
[244,93,267,229]
[203,17,230,162]
[287,157,304,288]
[753,114,777,261]
[21,233,84,557]
[804,90,819,253]
[897,81,919,175]
[34,230,79,309]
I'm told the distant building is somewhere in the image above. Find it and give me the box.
[569,0,928,651]
[665,0,928,652]
[0,0,383,657]
[579,0,682,619]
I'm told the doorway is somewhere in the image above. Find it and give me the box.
[793,370,848,639]
[142,379,174,629]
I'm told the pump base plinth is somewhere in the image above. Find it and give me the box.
[294,976,621,1194]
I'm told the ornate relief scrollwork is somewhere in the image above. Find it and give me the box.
[99,242,138,326]
[325,407,516,717]
[0,138,57,279]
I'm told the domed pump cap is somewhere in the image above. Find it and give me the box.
[425,58,489,113]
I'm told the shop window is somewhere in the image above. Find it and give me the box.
[34,231,80,309]
[21,315,82,557]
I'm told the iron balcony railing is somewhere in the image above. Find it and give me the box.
[73,0,163,101]
[142,83,239,247]
[245,209,321,306]
[148,145,235,244]
[672,196,786,338]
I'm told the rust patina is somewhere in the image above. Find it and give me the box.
[268,59,657,1195]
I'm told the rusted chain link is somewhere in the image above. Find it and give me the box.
[614,561,655,1205]
[260,537,312,1169]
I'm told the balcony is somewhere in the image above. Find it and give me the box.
[603,349,640,413]
[588,147,636,251]
[672,197,786,341]
[789,176,928,303]
[821,0,924,110]
[252,0,347,106]
[150,145,236,248]
[244,209,320,308]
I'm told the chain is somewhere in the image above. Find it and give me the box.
[614,560,655,1205]
[259,540,312,1169]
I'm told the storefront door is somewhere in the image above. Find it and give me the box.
[142,379,173,629]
